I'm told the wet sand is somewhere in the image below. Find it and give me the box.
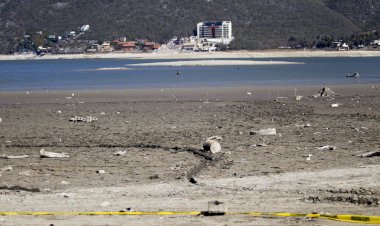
[0,84,379,225]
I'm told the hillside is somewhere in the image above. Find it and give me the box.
[0,0,379,53]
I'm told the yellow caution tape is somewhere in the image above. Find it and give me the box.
[0,211,379,224]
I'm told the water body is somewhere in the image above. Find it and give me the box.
[0,57,379,91]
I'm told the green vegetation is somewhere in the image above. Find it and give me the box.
[0,0,380,53]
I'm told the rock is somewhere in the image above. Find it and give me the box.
[295,95,303,101]
[203,139,222,154]
[250,128,276,136]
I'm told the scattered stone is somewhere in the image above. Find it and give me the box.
[331,103,341,108]
[57,110,62,114]
[295,123,311,128]
[246,91,252,95]
[295,95,303,101]
[57,193,71,198]
[101,201,110,207]
[149,174,159,180]
[306,154,312,161]
[0,166,12,171]
[96,170,105,174]
[0,118,2,123]
[18,170,31,176]
[40,148,69,158]
[114,150,127,156]
[357,151,380,157]
[69,116,98,123]
[317,145,336,151]
[61,181,70,185]
[0,154,29,159]
[206,136,222,141]
[251,143,269,147]
[250,128,276,136]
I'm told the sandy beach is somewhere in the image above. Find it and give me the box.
[129,60,303,66]
[0,84,379,225]
[1,49,380,61]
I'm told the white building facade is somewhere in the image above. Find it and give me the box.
[197,21,233,44]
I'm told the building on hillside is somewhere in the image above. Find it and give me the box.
[80,24,90,32]
[120,41,137,51]
[197,21,233,44]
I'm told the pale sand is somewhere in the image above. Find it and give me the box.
[128,60,303,66]
[1,49,380,61]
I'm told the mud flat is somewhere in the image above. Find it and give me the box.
[0,84,379,225]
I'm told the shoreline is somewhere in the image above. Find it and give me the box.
[1,49,380,61]
[1,83,378,104]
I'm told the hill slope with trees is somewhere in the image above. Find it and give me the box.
[0,0,379,53]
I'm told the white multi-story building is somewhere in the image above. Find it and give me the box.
[197,21,233,44]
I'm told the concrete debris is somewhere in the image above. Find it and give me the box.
[251,143,269,147]
[1,166,12,171]
[114,150,127,156]
[206,136,222,141]
[317,145,336,151]
[0,154,29,159]
[18,170,31,176]
[0,118,2,122]
[61,181,70,185]
[331,103,341,108]
[296,123,311,128]
[101,201,110,207]
[40,148,69,158]
[203,139,222,154]
[69,116,98,123]
[57,193,71,198]
[207,200,227,214]
[96,170,106,174]
[246,92,252,95]
[306,154,313,161]
[250,128,276,136]
[357,151,380,157]
[313,87,336,98]
[57,110,62,114]
[295,96,303,101]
